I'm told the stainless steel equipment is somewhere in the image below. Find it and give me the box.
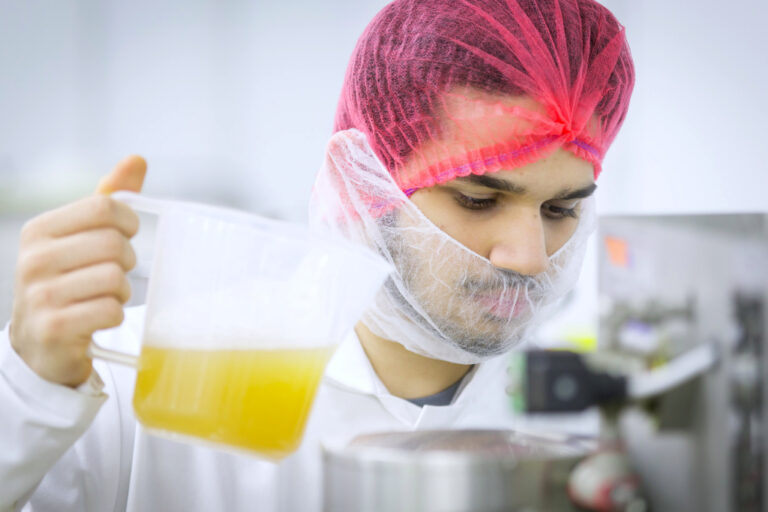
[598,213,767,512]
[323,430,591,512]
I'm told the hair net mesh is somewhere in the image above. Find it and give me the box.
[334,0,634,193]
[310,0,634,363]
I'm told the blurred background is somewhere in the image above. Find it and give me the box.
[1,0,766,335]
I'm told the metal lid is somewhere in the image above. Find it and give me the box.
[323,429,592,512]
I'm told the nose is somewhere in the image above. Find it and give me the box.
[488,214,549,276]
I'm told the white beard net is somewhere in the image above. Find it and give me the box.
[309,129,595,364]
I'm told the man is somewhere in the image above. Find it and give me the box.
[0,0,634,510]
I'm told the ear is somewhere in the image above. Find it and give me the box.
[310,130,369,229]
[310,129,403,231]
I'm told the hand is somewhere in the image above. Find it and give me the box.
[9,156,147,387]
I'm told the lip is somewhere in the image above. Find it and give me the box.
[473,292,528,318]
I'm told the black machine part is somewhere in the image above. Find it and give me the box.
[522,350,628,413]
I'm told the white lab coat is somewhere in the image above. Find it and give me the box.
[0,306,596,511]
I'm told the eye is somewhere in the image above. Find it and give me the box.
[542,201,579,220]
[454,192,497,211]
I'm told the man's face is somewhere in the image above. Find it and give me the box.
[378,91,596,357]
[408,148,595,274]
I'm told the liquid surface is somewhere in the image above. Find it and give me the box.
[133,344,334,459]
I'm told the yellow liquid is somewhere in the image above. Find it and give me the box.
[133,344,334,459]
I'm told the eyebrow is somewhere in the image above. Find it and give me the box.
[557,182,598,200]
[454,175,597,200]
[456,175,526,193]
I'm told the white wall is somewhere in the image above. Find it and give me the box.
[0,0,389,219]
[599,0,768,215]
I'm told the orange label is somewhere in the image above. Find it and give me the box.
[604,235,630,268]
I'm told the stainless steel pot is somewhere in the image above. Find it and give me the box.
[322,429,591,512]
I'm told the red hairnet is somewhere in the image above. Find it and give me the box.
[334,0,635,193]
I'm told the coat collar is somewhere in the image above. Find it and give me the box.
[323,329,513,428]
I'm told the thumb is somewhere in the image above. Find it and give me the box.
[95,155,148,195]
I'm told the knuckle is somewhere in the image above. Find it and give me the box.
[101,297,124,324]
[125,210,141,238]
[122,280,133,303]
[101,229,126,258]
[16,260,34,285]
[90,195,116,220]
[103,263,125,289]
[124,243,137,270]
[19,219,40,244]
[38,313,64,345]
[27,282,55,308]
[17,248,46,283]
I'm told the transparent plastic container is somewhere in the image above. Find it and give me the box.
[90,191,391,459]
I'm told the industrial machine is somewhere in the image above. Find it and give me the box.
[595,213,767,512]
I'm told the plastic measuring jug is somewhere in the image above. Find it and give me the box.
[88,191,391,459]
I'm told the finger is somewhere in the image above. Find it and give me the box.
[52,296,125,341]
[19,334,94,389]
[23,195,140,241]
[27,262,131,309]
[22,228,136,280]
[95,155,147,195]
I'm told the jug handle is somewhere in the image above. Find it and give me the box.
[87,343,139,367]
[85,191,164,367]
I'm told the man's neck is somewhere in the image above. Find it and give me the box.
[354,322,472,400]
